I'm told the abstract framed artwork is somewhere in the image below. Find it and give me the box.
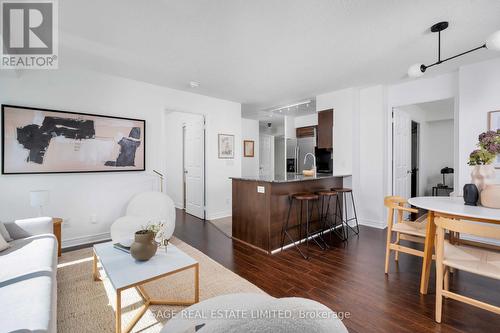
[218,134,234,159]
[488,110,500,169]
[1,104,145,174]
[243,140,254,157]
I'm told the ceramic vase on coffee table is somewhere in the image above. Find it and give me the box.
[131,230,158,261]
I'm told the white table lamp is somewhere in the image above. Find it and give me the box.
[30,190,50,216]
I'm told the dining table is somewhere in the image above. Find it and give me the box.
[408,196,500,294]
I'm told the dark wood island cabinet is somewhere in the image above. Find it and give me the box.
[231,175,344,254]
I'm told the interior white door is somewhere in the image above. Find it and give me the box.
[393,111,412,201]
[184,119,205,219]
[259,134,273,178]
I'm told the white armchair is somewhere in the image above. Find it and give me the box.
[4,217,53,240]
[110,192,176,244]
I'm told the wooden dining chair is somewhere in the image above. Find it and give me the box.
[384,196,428,274]
[435,217,500,323]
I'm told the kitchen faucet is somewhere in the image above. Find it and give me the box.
[304,153,316,177]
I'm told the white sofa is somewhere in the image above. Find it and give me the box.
[0,217,57,333]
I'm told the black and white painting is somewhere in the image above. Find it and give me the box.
[1,105,145,174]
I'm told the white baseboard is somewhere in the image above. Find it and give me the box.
[358,218,386,229]
[62,232,110,249]
[207,211,231,221]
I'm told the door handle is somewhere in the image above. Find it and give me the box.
[184,170,188,174]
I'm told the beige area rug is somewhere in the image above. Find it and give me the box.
[57,238,265,332]
[209,216,232,238]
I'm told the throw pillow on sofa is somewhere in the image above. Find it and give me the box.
[0,231,10,252]
[0,222,13,242]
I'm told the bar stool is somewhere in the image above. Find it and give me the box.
[332,188,359,237]
[281,192,326,259]
[317,189,347,243]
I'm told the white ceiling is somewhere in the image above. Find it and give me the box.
[56,0,500,116]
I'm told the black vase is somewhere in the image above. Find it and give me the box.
[463,184,479,206]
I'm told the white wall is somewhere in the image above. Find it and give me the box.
[459,58,500,187]
[316,87,356,176]
[294,113,318,128]
[0,67,241,246]
[241,118,259,177]
[355,85,386,228]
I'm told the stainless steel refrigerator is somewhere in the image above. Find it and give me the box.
[286,132,316,174]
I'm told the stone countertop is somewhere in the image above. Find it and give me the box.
[230,173,350,183]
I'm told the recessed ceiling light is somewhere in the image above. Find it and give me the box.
[189,81,200,88]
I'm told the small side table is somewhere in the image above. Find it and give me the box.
[432,186,453,197]
[52,217,63,257]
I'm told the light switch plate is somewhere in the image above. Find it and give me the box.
[257,186,265,193]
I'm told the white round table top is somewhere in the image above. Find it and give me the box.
[408,196,500,221]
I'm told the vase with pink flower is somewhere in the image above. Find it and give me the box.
[468,130,500,206]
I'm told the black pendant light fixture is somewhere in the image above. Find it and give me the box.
[408,22,500,78]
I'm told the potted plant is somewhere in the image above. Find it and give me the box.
[468,130,500,207]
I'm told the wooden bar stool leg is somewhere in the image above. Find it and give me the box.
[298,201,303,241]
[305,200,310,256]
[350,191,360,234]
[335,193,347,241]
[325,196,333,244]
[281,196,293,250]
[344,192,349,239]
[315,199,328,249]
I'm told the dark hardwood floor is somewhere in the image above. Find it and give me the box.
[174,210,500,333]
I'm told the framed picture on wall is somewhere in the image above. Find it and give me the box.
[1,104,146,174]
[218,134,234,159]
[243,140,255,157]
[488,110,500,169]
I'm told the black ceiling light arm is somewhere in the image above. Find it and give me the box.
[420,21,487,73]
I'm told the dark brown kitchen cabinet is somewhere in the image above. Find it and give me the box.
[317,109,333,149]
[296,126,316,138]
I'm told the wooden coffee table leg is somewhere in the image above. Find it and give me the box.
[420,210,436,294]
[93,251,100,281]
[116,290,122,333]
[194,263,199,303]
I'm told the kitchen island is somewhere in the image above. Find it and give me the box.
[231,174,345,254]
